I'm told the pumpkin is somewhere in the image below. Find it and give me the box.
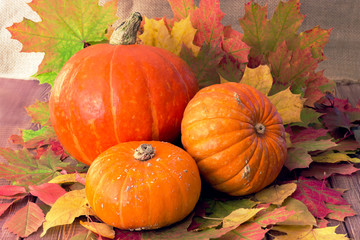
[49,12,198,165]
[181,82,287,196]
[85,141,201,230]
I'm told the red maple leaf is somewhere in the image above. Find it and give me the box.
[291,177,348,218]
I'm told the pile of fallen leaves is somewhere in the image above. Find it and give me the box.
[1,0,359,239]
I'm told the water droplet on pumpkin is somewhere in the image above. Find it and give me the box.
[147,162,152,167]
[125,186,131,192]
[101,203,104,208]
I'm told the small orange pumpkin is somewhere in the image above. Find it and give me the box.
[181,82,287,196]
[85,141,201,230]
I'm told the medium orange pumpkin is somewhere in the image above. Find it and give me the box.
[49,13,198,165]
[85,141,201,230]
[181,82,287,196]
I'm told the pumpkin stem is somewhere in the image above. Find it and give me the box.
[134,144,155,161]
[109,12,142,45]
[255,123,266,135]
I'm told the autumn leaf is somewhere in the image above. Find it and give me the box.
[291,177,348,219]
[29,183,67,206]
[220,206,295,240]
[325,204,356,221]
[140,16,199,56]
[288,127,328,144]
[0,148,71,187]
[0,198,25,217]
[301,163,360,180]
[0,185,27,197]
[142,214,237,240]
[181,43,223,88]
[278,197,317,226]
[191,198,257,230]
[80,220,115,239]
[168,0,196,21]
[221,26,250,64]
[41,189,91,237]
[191,0,225,46]
[312,152,360,164]
[304,71,335,107]
[268,87,305,124]
[69,231,98,240]
[293,139,337,152]
[255,183,297,205]
[272,225,348,240]
[286,147,313,170]
[298,26,332,62]
[7,0,117,85]
[48,173,87,184]
[240,65,273,95]
[3,201,45,238]
[222,208,263,228]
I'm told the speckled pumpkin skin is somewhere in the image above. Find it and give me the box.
[49,44,198,165]
[181,82,287,196]
[85,141,201,230]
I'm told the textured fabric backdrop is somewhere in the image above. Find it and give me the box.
[0,0,359,82]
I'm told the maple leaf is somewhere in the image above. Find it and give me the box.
[80,221,115,239]
[29,183,67,206]
[26,100,50,126]
[255,183,297,206]
[297,26,333,62]
[222,26,250,63]
[301,163,360,180]
[288,127,328,144]
[267,41,318,94]
[222,208,264,228]
[312,152,360,164]
[141,214,237,240]
[41,189,91,237]
[304,71,336,107]
[268,88,305,124]
[168,0,196,21]
[191,0,225,46]
[180,43,223,88]
[240,65,273,96]
[0,148,70,187]
[290,177,348,219]
[139,16,200,56]
[3,201,45,238]
[7,0,117,85]
[285,147,313,170]
[48,173,87,184]
[278,197,317,226]
[191,198,257,231]
[272,225,348,240]
[220,206,295,240]
[325,204,356,222]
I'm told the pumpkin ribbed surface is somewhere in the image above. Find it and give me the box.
[181,82,287,196]
[85,141,201,230]
[49,44,197,165]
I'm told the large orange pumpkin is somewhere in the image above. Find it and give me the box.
[181,82,287,196]
[49,13,198,165]
[85,141,201,230]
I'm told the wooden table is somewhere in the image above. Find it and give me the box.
[0,78,359,239]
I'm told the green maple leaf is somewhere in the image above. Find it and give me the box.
[0,148,69,187]
[26,100,50,126]
[7,0,117,85]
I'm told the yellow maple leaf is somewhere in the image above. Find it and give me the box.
[268,88,305,125]
[41,189,91,237]
[240,65,273,95]
[272,225,348,240]
[48,173,87,184]
[278,198,317,226]
[255,183,297,206]
[139,16,199,56]
[80,221,115,239]
[222,208,263,228]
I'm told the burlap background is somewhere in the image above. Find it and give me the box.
[0,0,359,82]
